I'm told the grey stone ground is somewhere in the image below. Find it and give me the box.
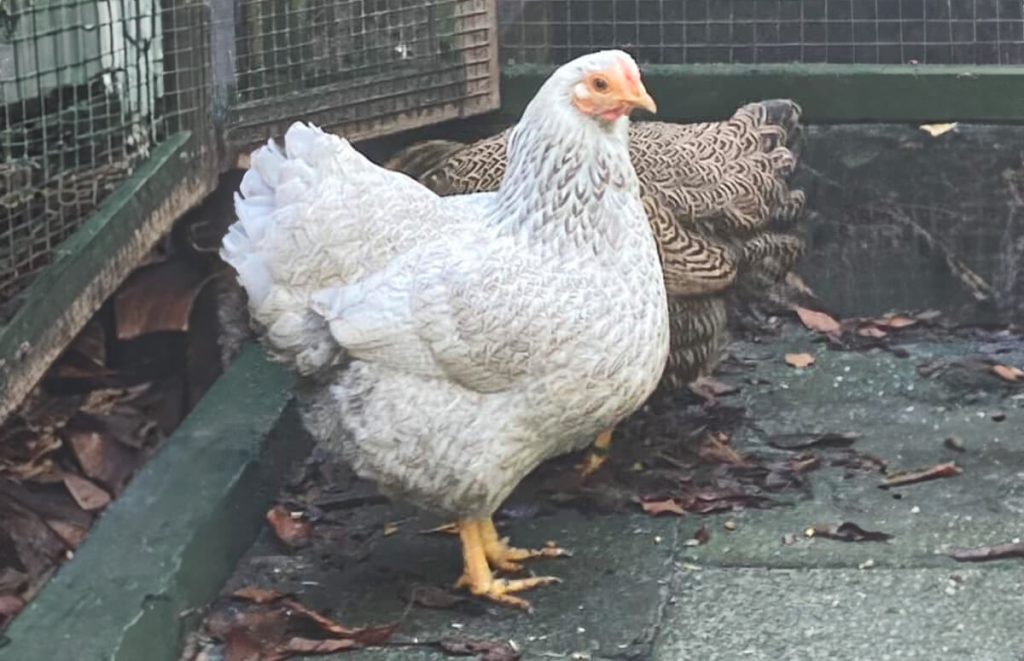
[221,328,1024,661]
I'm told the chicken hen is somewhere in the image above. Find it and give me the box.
[385,100,807,474]
[220,51,669,610]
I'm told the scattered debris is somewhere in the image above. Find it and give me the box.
[768,432,860,451]
[437,638,522,661]
[949,540,1024,562]
[919,122,958,137]
[723,520,737,532]
[943,437,966,452]
[204,588,398,659]
[641,499,686,517]
[880,462,962,489]
[265,506,313,548]
[991,364,1023,382]
[403,584,471,611]
[419,522,461,535]
[697,432,747,465]
[62,474,111,511]
[806,522,893,543]
[784,353,816,369]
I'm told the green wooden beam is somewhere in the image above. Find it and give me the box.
[0,132,216,423]
[501,64,1024,124]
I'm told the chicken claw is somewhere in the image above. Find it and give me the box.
[455,519,561,612]
[480,518,571,573]
[576,428,614,479]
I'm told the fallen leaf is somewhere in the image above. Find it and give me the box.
[793,306,841,335]
[857,326,887,339]
[438,638,522,661]
[277,637,357,655]
[991,364,1024,382]
[45,519,89,548]
[418,522,461,535]
[383,522,399,536]
[919,122,958,137]
[880,462,962,489]
[641,499,686,516]
[684,524,711,547]
[266,506,313,548]
[698,432,747,465]
[65,421,140,494]
[789,454,821,473]
[949,540,1024,562]
[0,594,26,630]
[690,376,740,398]
[768,432,860,451]
[784,353,816,369]
[809,522,893,543]
[232,587,289,605]
[114,260,214,340]
[874,315,918,330]
[62,474,111,511]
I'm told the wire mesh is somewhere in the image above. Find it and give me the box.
[0,0,210,318]
[226,0,499,146]
[498,0,1024,66]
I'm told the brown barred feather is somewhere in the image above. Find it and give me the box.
[385,99,808,392]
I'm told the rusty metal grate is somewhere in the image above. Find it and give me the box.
[498,0,1024,65]
[222,0,500,149]
[0,0,210,319]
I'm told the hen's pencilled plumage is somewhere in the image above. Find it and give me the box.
[385,100,808,393]
[221,51,669,609]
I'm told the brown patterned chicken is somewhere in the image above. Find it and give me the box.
[384,100,808,473]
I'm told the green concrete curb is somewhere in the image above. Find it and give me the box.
[1,345,305,661]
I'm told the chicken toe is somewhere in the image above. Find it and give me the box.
[455,518,561,612]
[480,518,571,573]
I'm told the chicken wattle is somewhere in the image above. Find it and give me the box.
[220,50,669,610]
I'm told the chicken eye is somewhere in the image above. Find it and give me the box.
[592,76,609,92]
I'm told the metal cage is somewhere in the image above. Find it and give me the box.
[498,0,1024,66]
[218,0,501,151]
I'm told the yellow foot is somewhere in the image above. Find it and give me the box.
[576,429,614,479]
[455,518,562,612]
[480,518,571,573]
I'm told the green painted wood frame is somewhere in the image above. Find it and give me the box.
[500,63,1024,123]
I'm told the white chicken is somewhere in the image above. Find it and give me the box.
[220,50,669,611]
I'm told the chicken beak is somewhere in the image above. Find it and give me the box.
[622,82,657,115]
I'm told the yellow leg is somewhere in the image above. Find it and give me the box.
[577,429,614,479]
[479,518,571,573]
[453,518,561,612]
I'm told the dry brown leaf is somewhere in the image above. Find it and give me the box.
[276,637,357,656]
[403,583,469,610]
[880,462,962,489]
[439,638,522,661]
[45,519,89,548]
[691,376,740,398]
[641,499,686,516]
[991,364,1024,382]
[874,315,918,330]
[62,474,111,511]
[919,122,958,137]
[794,306,841,335]
[232,587,289,604]
[698,432,747,465]
[808,522,893,543]
[768,431,860,451]
[66,423,140,494]
[265,506,313,548]
[857,326,888,339]
[784,353,816,369]
[949,541,1024,562]
[114,260,213,340]
[0,594,26,629]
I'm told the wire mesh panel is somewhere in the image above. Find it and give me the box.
[0,0,211,318]
[499,0,1024,65]
[224,0,500,149]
